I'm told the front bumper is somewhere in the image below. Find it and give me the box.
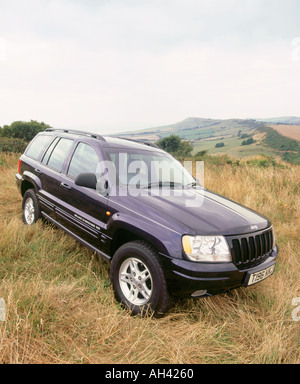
[159,246,278,297]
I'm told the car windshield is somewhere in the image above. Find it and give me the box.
[103,148,196,188]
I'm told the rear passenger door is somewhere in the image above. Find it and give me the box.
[37,137,74,219]
[58,141,109,251]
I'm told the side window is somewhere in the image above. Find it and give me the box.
[41,137,60,165]
[44,138,73,172]
[67,142,99,179]
[25,135,53,160]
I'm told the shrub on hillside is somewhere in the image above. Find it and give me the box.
[188,153,240,166]
[241,137,255,146]
[245,156,281,168]
[240,133,250,139]
[156,134,193,157]
[0,137,28,153]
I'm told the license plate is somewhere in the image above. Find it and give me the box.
[246,265,275,286]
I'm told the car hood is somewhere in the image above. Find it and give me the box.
[133,188,270,236]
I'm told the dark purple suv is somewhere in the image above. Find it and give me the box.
[15,129,278,316]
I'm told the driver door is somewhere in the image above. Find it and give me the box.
[57,141,109,252]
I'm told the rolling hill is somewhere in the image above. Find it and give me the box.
[114,116,300,164]
[116,117,261,142]
[256,116,300,125]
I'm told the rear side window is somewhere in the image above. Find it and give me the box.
[44,138,73,172]
[41,137,60,165]
[25,135,53,160]
[67,142,99,178]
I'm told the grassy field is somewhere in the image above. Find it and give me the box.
[269,125,300,142]
[192,135,275,158]
[0,152,299,364]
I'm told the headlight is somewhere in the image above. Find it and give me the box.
[182,235,232,263]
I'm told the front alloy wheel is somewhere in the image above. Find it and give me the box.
[119,257,153,306]
[110,241,172,317]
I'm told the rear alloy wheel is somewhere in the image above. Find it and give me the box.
[110,241,172,317]
[22,189,41,225]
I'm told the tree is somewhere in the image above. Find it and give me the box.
[156,134,193,157]
[215,142,225,148]
[241,138,255,146]
[240,133,250,139]
[1,120,51,141]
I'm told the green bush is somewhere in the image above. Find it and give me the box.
[0,120,51,141]
[156,134,193,157]
[240,133,250,139]
[0,137,28,153]
[245,156,280,168]
[188,153,240,166]
[241,138,255,146]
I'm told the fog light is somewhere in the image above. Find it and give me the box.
[191,290,207,297]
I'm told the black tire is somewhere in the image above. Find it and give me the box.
[22,189,41,225]
[110,240,172,317]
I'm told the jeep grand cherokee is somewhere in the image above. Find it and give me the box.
[15,129,278,316]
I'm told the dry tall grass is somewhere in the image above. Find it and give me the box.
[0,153,299,364]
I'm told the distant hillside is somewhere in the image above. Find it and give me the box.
[268,124,300,142]
[116,117,262,142]
[257,125,300,164]
[256,116,300,125]
[114,116,300,164]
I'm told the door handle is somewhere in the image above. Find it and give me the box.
[60,182,72,190]
[35,168,42,174]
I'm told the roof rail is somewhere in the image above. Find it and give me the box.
[45,128,106,142]
[112,136,160,149]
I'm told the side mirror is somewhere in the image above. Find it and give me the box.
[96,175,110,197]
[75,173,97,189]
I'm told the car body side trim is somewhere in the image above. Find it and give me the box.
[41,211,111,262]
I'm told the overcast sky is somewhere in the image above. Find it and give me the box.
[0,0,299,134]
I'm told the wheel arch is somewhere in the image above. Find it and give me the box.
[21,179,35,197]
[109,224,170,259]
[21,171,42,196]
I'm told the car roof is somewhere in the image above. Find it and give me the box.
[41,129,164,153]
[102,136,163,152]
